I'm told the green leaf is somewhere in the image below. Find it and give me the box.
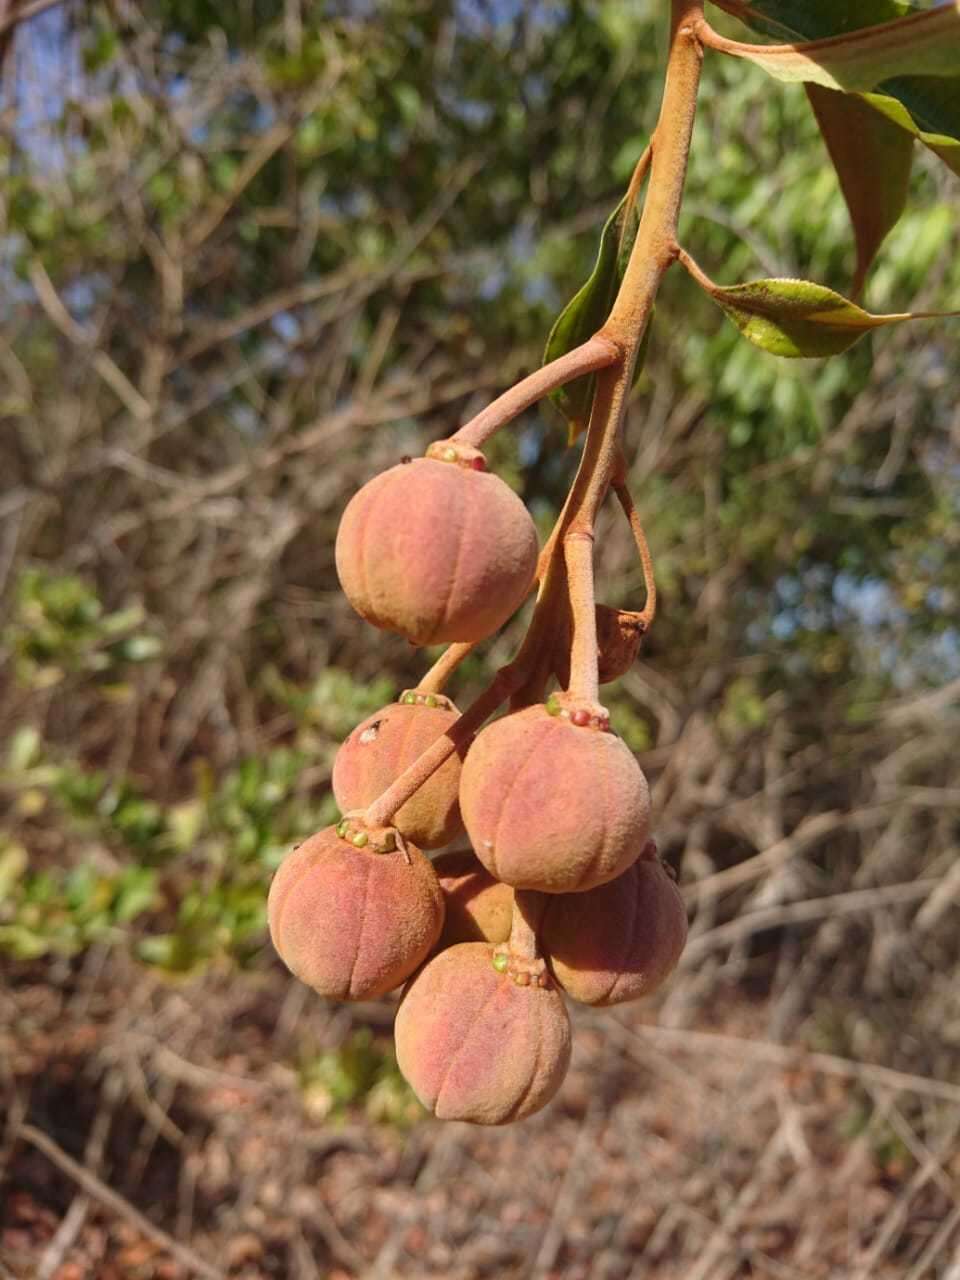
[699,276,957,358]
[116,634,164,663]
[0,843,28,898]
[711,2,960,173]
[112,868,159,923]
[7,726,41,773]
[544,187,646,443]
[806,83,913,295]
[714,4,960,89]
[861,87,960,177]
[724,2,916,45]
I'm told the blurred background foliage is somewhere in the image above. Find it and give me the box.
[2,0,959,1084]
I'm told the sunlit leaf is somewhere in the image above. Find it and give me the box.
[708,2,960,173]
[806,83,913,295]
[710,4,960,89]
[7,726,41,773]
[862,87,960,177]
[725,2,912,42]
[698,275,958,357]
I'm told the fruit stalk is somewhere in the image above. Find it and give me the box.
[532,0,704,695]
[563,530,600,704]
[451,333,622,451]
[360,661,527,830]
[507,890,547,963]
[613,472,657,629]
[417,640,476,696]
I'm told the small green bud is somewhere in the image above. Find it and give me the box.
[442,447,458,462]
[546,694,561,716]
[491,952,509,973]
[402,692,417,705]
[336,819,348,838]
[351,831,369,848]
[424,694,439,708]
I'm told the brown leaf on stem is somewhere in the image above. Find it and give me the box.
[806,83,913,299]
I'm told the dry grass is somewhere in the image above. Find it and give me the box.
[3,930,960,1280]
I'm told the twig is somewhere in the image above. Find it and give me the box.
[852,1108,960,1278]
[0,0,65,36]
[682,877,941,965]
[182,78,342,251]
[531,1104,600,1276]
[124,1033,272,1095]
[684,1120,789,1280]
[902,1201,960,1280]
[28,260,153,422]
[617,1023,960,1107]
[36,1196,89,1280]
[308,1196,367,1274]
[16,1123,226,1280]
[683,807,887,902]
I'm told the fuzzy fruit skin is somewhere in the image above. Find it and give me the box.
[395,942,571,1124]
[432,849,513,948]
[334,457,538,646]
[541,851,687,1005]
[267,826,443,1000]
[459,705,651,893]
[333,702,465,849]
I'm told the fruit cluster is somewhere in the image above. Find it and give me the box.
[268,437,686,1125]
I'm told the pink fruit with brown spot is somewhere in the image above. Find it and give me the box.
[267,826,443,1000]
[459,704,650,893]
[541,844,687,1005]
[333,699,465,849]
[395,942,571,1124]
[432,848,513,948]
[334,456,538,646]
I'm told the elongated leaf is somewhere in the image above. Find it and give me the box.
[723,1,917,45]
[708,2,960,173]
[700,276,957,357]
[544,189,644,442]
[806,83,913,295]
[710,6,960,92]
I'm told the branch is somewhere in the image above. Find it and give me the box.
[0,0,65,37]
[681,877,941,965]
[610,1021,960,1107]
[17,1123,226,1280]
[563,0,704,537]
[516,0,703,678]
[28,261,153,422]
